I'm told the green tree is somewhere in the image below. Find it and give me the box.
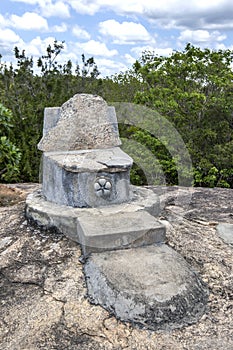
[133,44,233,187]
[101,69,142,103]
[0,104,21,182]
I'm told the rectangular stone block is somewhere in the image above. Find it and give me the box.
[42,148,133,208]
[76,211,166,255]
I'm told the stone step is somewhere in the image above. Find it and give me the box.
[77,210,165,255]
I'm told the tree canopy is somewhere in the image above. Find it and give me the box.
[133,44,233,187]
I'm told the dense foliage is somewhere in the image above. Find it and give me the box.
[0,42,233,188]
[133,44,233,187]
[0,104,21,182]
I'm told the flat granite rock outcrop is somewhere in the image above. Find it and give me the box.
[1,184,233,349]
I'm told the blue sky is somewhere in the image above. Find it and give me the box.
[0,0,233,76]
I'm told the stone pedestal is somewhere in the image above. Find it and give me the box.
[39,94,131,208]
[42,148,133,207]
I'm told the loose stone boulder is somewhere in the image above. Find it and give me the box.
[84,244,209,331]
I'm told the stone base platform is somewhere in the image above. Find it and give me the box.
[26,185,209,330]
[26,186,164,255]
[84,244,209,330]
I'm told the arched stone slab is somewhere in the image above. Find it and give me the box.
[38,94,121,152]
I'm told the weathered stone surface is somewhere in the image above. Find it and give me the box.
[43,148,133,173]
[216,223,233,245]
[1,184,233,349]
[38,94,121,152]
[84,244,208,330]
[42,147,133,207]
[159,186,233,223]
[0,183,27,206]
[25,185,162,251]
[42,107,61,136]
[77,211,165,255]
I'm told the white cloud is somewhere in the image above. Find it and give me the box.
[68,0,99,15]
[10,12,48,30]
[99,19,153,44]
[40,1,70,18]
[143,0,233,31]
[10,0,70,18]
[2,35,72,72]
[29,36,66,54]
[65,0,233,32]
[67,0,143,15]
[0,29,21,44]
[0,29,23,56]
[124,53,136,65]
[215,43,233,50]
[23,43,41,56]
[178,29,226,44]
[6,0,233,77]
[14,35,61,60]
[152,47,174,56]
[131,46,173,58]
[52,23,68,33]
[77,40,118,57]
[0,14,8,28]
[9,1,233,32]
[0,32,80,73]
[95,57,128,77]
[72,25,91,40]
[18,36,69,72]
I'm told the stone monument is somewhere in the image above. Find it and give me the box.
[26,94,208,330]
[38,94,132,208]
